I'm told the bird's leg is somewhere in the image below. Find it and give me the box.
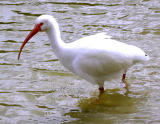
[121,73,129,92]
[99,86,104,95]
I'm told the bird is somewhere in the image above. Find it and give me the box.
[18,15,149,95]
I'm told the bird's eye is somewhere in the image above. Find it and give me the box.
[145,54,147,56]
[40,22,43,26]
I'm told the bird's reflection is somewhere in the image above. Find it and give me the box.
[64,89,147,124]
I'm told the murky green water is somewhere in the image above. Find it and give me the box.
[0,0,159,123]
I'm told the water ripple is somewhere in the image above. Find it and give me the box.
[17,90,55,94]
[0,22,18,24]
[81,12,107,16]
[0,102,23,107]
[44,2,105,6]
[32,68,73,76]
[2,40,17,43]
[12,10,41,17]
[0,50,19,53]
[0,63,21,66]
[0,2,24,6]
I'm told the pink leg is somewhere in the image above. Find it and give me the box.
[122,73,129,91]
[99,86,104,95]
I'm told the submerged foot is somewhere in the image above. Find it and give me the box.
[122,78,129,91]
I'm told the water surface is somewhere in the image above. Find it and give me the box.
[0,0,159,123]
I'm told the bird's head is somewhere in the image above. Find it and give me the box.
[35,15,56,31]
[18,15,55,60]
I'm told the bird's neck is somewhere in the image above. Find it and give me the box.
[46,22,65,56]
[46,22,74,71]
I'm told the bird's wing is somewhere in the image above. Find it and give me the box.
[72,32,112,45]
[69,32,129,52]
[68,32,147,63]
[72,49,132,78]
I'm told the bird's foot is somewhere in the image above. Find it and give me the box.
[121,73,130,93]
[121,78,129,93]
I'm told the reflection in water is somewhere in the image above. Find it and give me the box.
[64,89,147,124]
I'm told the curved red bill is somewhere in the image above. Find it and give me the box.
[18,23,42,60]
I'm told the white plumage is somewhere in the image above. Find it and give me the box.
[18,15,149,94]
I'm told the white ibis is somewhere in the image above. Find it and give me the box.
[18,15,149,94]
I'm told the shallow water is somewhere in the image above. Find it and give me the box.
[0,0,159,123]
